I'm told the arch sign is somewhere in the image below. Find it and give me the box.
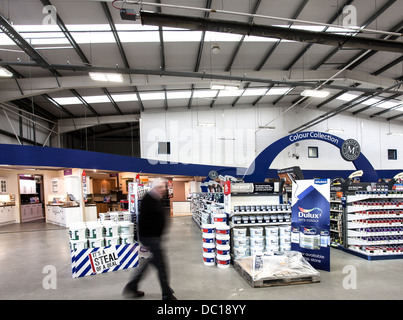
[243,131,379,183]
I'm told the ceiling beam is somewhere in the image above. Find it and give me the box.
[140,11,403,53]
[40,0,91,65]
[225,0,261,72]
[255,0,309,72]
[2,67,403,103]
[232,0,309,107]
[0,12,51,68]
[101,88,123,115]
[58,114,140,134]
[187,0,213,109]
[289,81,403,133]
[311,0,399,71]
[352,93,401,115]
[70,89,100,116]
[100,1,144,112]
[338,19,403,71]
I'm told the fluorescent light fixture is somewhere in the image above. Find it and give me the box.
[258,126,276,130]
[387,132,403,136]
[0,67,13,77]
[326,129,344,133]
[301,89,330,98]
[210,81,241,90]
[89,72,123,82]
[197,122,216,127]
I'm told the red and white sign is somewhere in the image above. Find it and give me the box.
[224,181,231,195]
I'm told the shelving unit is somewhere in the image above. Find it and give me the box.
[330,196,344,247]
[224,182,291,257]
[345,191,403,260]
[190,192,224,229]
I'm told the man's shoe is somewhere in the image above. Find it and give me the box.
[122,287,145,298]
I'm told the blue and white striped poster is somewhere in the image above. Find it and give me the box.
[71,243,139,278]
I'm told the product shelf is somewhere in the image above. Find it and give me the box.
[348,238,403,245]
[347,213,403,220]
[348,229,403,237]
[229,210,291,217]
[229,221,290,228]
[346,193,403,203]
[347,205,403,213]
[347,221,403,229]
[344,188,403,260]
[345,246,403,259]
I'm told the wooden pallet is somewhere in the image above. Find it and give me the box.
[234,260,320,288]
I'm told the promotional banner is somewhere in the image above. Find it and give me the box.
[291,179,330,271]
[71,243,139,278]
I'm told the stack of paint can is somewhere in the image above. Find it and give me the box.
[279,225,292,251]
[265,226,279,252]
[215,222,231,268]
[69,222,89,251]
[86,221,105,248]
[118,221,135,244]
[249,226,264,256]
[202,224,216,266]
[233,227,247,259]
[102,220,120,246]
[264,225,292,252]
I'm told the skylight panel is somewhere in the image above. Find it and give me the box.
[115,24,159,31]
[50,87,308,106]
[111,93,139,102]
[193,90,219,98]
[268,87,293,95]
[375,100,402,109]
[53,97,81,105]
[82,95,110,104]
[167,91,192,99]
[139,92,166,101]
[163,30,203,42]
[65,24,111,32]
[337,93,359,102]
[118,31,160,42]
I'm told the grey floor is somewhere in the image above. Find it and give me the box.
[0,216,402,300]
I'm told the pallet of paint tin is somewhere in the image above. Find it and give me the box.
[234,260,320,287]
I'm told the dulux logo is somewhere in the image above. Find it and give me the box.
[302,227,318,235]
[314,179,328,185]
[298,207,323,220]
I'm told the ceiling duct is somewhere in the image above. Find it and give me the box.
[140,11,403,53]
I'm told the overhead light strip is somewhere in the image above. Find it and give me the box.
[53,87,292,105]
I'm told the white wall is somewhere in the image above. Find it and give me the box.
[140,104,403,172]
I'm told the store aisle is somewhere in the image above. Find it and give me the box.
[0,217,402,300]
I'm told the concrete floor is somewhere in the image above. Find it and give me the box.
[0,216,402,300]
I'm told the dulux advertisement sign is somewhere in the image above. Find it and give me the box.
[291,179,330,271]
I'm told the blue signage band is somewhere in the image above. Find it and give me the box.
[243,131,379,183]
